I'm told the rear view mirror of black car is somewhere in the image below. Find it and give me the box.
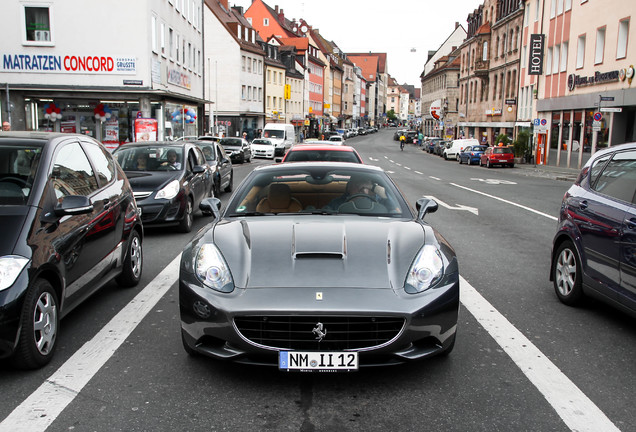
[54,195,94,216]
[200,197,221,218]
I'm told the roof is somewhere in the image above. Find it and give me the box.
[347,55,379,82]
[205,0,265,57]
[348,52,387,73]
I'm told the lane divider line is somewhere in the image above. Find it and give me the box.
[0,255,182,432]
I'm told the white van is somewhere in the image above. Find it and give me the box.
[443,138,479,160]
[262,123,296,156]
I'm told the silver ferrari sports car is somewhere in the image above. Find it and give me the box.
[179,162,459,371]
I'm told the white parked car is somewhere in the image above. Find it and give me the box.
[328,135,345,145]
[250,138,276,159]
[443,138,479,160]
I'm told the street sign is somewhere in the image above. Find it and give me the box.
[600,107,622,113]
[593,112,603,121]
[600,96,615,101]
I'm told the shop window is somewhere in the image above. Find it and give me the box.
[23,5,52,44]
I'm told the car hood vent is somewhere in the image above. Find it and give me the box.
[292,223,345,259]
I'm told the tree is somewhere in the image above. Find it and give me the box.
[386,110,398,122]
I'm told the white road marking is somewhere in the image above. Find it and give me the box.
[460,276,620,432]
[470,178,518,185]
[0,255,182,432]
[404,166,411,170]
[424,195,479,215]
[2,254,617,431]
[414,171,423,175]
[451,183,558,221]
[430,176,441,181]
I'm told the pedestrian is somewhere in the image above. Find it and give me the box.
[417,131,423,147]
[2,121,10,131]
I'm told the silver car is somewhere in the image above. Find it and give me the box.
[179,163,459,370]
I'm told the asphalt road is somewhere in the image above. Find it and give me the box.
[0,129,633,432]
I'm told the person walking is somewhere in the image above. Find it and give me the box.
[2,121,10,131]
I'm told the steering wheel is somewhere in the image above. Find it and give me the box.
[1,176,28,187]
[344,193,376,203]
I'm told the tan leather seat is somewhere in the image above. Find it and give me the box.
[256,183,303,213]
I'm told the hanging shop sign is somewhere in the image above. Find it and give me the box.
[528,34,545,76]
[430,99,442,120]
[567,70,620,91]
[1,53,136,74]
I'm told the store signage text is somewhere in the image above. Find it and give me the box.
[167,68,191,89]
[528,34,545,76]
[567,70,620,91]
[1,53,136,74]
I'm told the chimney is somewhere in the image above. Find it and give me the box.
[455,21,460,29]
[232,6,244,15]
[279,9,284,21]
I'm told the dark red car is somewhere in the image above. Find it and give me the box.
[480,146,515,168]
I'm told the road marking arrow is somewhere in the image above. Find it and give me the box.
[424,195,479,215]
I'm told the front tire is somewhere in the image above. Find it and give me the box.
[13,279,59,369]
[178,198,194,233]
[116,230,143,287]
[552,241,584,305]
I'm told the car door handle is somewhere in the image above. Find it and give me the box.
[579,200,588,210]
[626,218,636,230]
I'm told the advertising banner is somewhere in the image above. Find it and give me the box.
[134,118,157,142]
[430,99,442,120]
[103,119,120,151]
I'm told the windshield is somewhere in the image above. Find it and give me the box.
[220,138,243,148]
[0,144,43,205]
[252,139,273,146]
[227,166,409,217]
[285,150,361,163]
[262,130,284,139]
[114,145,184,171]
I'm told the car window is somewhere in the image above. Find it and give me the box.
[588,154,611,187]
[51,142,99,200]
[493,147,513,154]
[82,142,115,185]
[199,144,215,162]
[591,150,636,203]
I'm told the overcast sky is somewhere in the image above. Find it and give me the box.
[232,0,481,86]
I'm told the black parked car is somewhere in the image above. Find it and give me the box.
[0,132,143,368]
[113,142,213,233]
[220,137,252,164]
[193,140,233,197]
[550,142,636,318]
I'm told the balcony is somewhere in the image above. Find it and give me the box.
[474,59,490,78]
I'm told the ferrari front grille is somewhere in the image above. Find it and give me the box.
[234,316,405,350]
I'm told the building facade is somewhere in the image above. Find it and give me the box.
[458,0,524,145]
[521,0,636,168]
[1,0,205,145]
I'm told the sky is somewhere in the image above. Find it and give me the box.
[232,0,481,86]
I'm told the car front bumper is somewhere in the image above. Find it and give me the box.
[179,269,459,367]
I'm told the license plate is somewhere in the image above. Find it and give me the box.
[279,351,358,372]
[498,159,508,162]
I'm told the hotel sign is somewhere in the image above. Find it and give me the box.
[567,70,620,91]
[528,34,545,75]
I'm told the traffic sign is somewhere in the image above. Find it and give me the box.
[600,107,622,113]
[593,112,602,121]
[600,96,615,101]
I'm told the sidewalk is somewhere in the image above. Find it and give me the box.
[512,162,580,182]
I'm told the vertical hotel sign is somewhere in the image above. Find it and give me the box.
[528,34,545,75]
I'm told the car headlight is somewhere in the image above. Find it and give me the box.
[404,245,444,294]
[155,180,180,200]
[195,244,234,293]
[0,255,30,291]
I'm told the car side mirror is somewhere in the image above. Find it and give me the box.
[54,195,94,216]
[200,197,221,218]
[415,198,438,220]
[192,165,206,174]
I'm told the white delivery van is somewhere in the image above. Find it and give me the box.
[443,138,479,160]
[262,123,296,156]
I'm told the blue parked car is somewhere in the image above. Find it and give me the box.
[550,142,636,318]
[458,145,488,165]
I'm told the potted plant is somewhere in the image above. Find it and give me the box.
[512,131,530,163]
